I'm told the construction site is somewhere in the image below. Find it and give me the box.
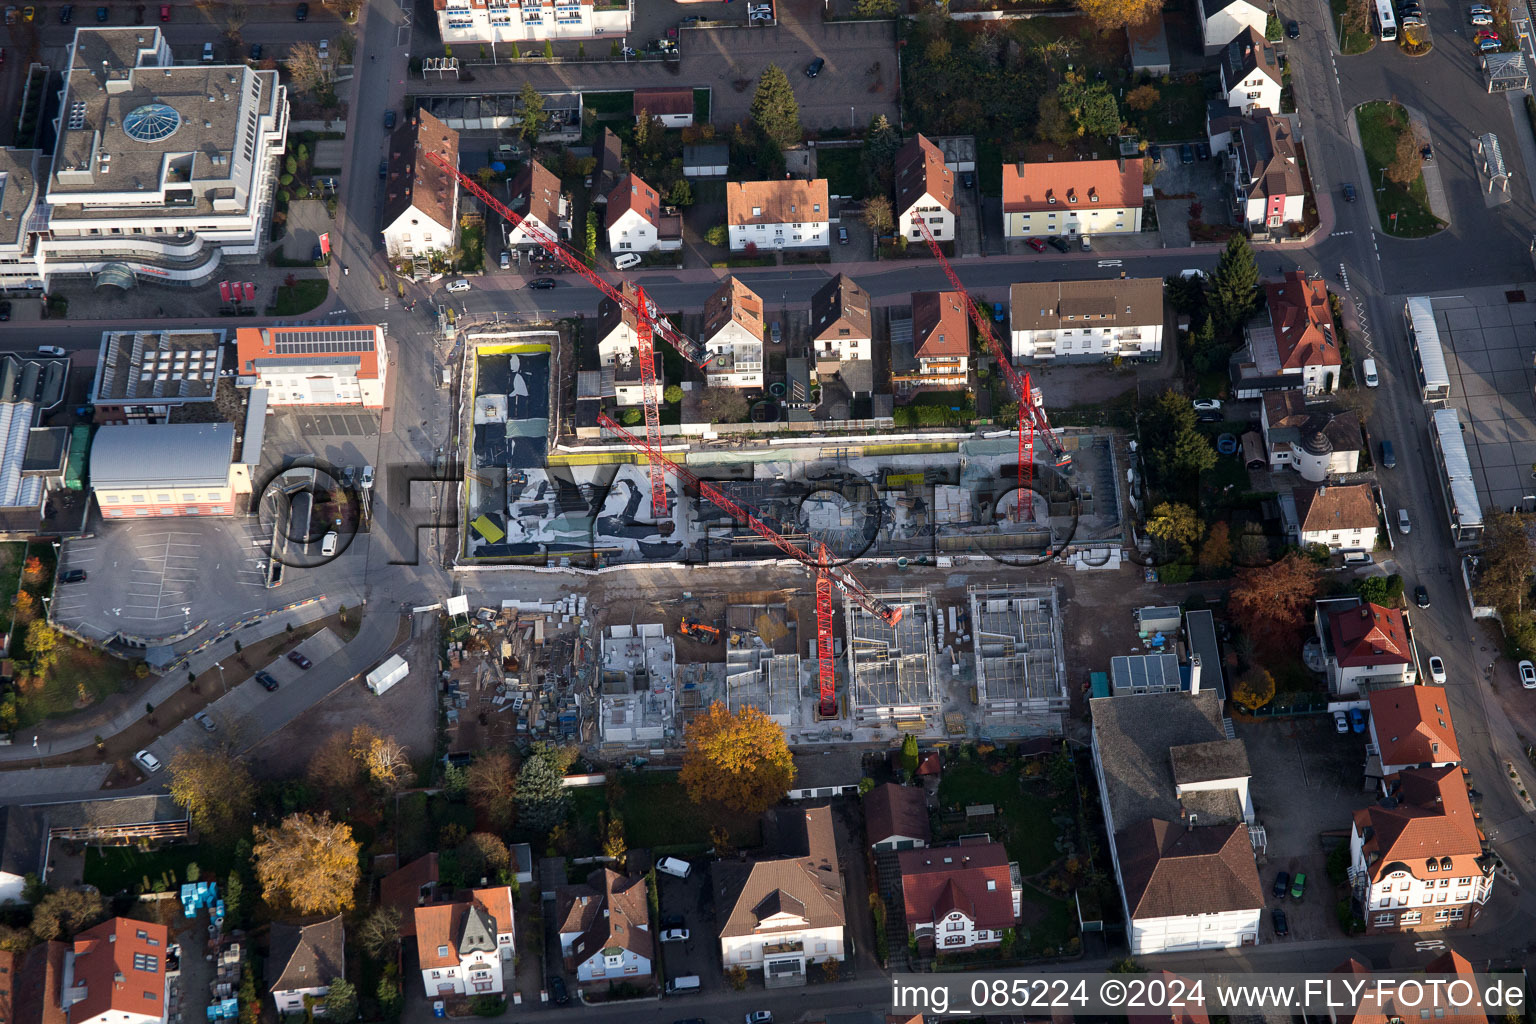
[969,584,1069,735]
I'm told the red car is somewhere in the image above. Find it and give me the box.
[158,3,168,19]
[1027,237,1047,253]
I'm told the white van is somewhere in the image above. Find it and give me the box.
[656,856,692,878]
[666,975,702,994]
[321,531,339,556]
[1362,358,1379,387]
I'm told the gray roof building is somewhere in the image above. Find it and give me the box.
[1008,278,1164,333]
[267,917,346,998]
[89,422,236,490]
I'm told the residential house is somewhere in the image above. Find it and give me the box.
[379,853,442,937]
[413,887,515,997]
[506,160,570,247]
[1266,271,1341,393]
[63,919,172,1024]
[605,173,682,254]
[1008,278,1165,363]
[1349,765,1492,934]
[1328,953,1492,1024]
[554,868,653,984]
[1367,686,1461,776]
[715,805,845,987]
[902,291,970,391]
[267,917,345,1015]
[1200,0,1267,54]
[899,837,1021,950]
[0,804,41,904]
[382,111,460,261]
[726,180,831,251]
[894,134,957,243]
[810,274,873,364]
[701,276,765,389]
[1001,158,1144,240]
[865,782,931,851]
[634,88,694,128]
[594,281,663,406]
[1314,598,1416,697]
[433,0,634,46]
[1229,116,1305,232]
[1221,29,1282,115]
[1295,483,1378,552]
[1260,392,1362,481]
[1089,690,1263,955]
[7,941,68,1024]
[591,128,624,203]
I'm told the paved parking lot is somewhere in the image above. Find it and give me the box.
[1419,289,1536,513]
[655,864,722,990]
[1237,715,1378,943]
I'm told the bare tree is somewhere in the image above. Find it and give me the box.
[862,195,894,236]
[224,2,247,46]
[286,42,326,96]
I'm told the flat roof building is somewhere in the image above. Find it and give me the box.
[90,329,227,424]
[234,324,387,408]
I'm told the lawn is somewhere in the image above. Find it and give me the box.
[936,761,1068,876]
[84,841,237,896]
[815,147,863,198]
[266,278,329,316]
[1125,75,1213,144]
[568,772,762,854]
[1355,102,1444,238]
[15,645,139,728]
[584,90,635,116]
[692,88,711,124]
[1331,0,1376,54]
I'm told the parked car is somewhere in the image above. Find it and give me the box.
[1286,19,1300,38]
[320,531,338,557]
[1272,871,1289,898]
[961,171,975,189]
[20,6,32,20]
[311,243,324,262]
[1381,439,1396,468]
[1028,237,1047,252]
[1290,872,1307,900]
[660,929,689,942]
[1520,660,1536,689]
[37,346,66,356]
[1363,357,1379,387]
[1477,36,1501,51]
[992,302,1005,322]
[1471,12,1493,24]
[1428,655,1446,684]
[383,109,396,130]
[133,750,163,773]
[1397,508,1412,535]
[249,42,262,59]
[1194,141,1211,160]
[770,321,782,344]
[614,252,643,270]
[1350,707,1366,732]
[1047,235,1070,253]
[318,38,329,60]
[255,671,279,691]
[1415,584,1430,609]
[2,6,14,23]
[746,1013,774,1024]
[528,278,557,289]
[0,301,9,321]
[657,856,692,878]
[378,160,388,179]
[1334,710,1350,733]
[95,5,108,19]
[194,711,216,732]
[1471,3,1493,13]
[661,913,685,929]
[837,225,849,245]
[1179,143,1195,164]
[360,465,374,489]
[287,650,313,669]
[295,1,307,18]
[804,56,824,77]
[1193,399,1223,412]
[1421,143,1434,162]
[202,42,215,61]
[1080,235,1092,251]
[1271,907,1289,936]
[498,250,511,270]
[60,569,87,583]
[446,279,471,293]
[547,976,569,1005]
[1342,182,1357,202]
[1146,143,1162,165]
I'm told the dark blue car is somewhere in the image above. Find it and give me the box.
[1349,708,1366,733]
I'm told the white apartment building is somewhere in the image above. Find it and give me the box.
[895,134,956,243]
[726,179,830,251]
[435,0,633,46]
[1002,158,1143,240]
[382,111,460,261]
[605,172,681,254]
[700,276,765,389]
[0,28,287,293]
[414,888,516,997]
[1009,278,1164,362]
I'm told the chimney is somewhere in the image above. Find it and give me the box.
[1189,654,1202,695]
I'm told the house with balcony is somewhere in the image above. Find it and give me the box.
[594,282,663,408]
[1366,686,1461,776]
[433,0,633,46]
[1220,28,1282,115]
[1260,391,1361,481]
[716,806,845,988]
[1225,115,1304,232]
[1314,598,1416,697]
[382,111,460,262]
[413,888,515,997]
[1002,158,1143,241]
[810,274,873,366]
[895,134,957,243]
[555,868,653,985]
[1294,483,1377,552]
[1349,765,1492,934]
[1008,278,1164,363]
[898,836,1020,951]
[726,180,830,251]
[891,291,970,394]
[506,160,571,247]
[700,276,765,390]
[605,173,682,254]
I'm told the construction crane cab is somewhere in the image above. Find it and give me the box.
[680,618,721,644]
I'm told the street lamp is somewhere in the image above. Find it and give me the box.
[215,662,226,694]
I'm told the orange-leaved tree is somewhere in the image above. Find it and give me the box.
[681,702,796,815]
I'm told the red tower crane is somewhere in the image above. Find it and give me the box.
[422,149,703,518]
[909,214,1069,519]
[596,411,901,719]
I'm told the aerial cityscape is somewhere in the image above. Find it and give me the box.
[0,0,1533,1021]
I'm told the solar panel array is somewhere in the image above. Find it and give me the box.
[271,327,375,355]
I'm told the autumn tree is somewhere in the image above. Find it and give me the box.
[1475,510,1535,613]
[853,0,897,14]
[517,81,549,141]
[30,888,107,940]
[307,730,363,810]
[1228,552,1321,655]
[168,749,254,838]
[1056,75,1121,138]
[350,726,414,793]
[1199,521,1232,571]
[1145,502,1203,560]
[22,556,43,583]
[1073,0,1161,29]
[515,743,576,834]
[1387,119,1422,187]
[862,195,895,238]
[1232,669,1276,712]
[699,388,749,424]
[355,906,402,960]
[602,815,627,863]
[1126,84,1161,111]
[286,42,326,95]
[1036,94,1076,147]
[466,751,517,830]
[12,590,35,623]
[456,832,511,883]
[680,702,796,815]
[253,813,360,915]
[750,64,802,149]
[25,621,60,675]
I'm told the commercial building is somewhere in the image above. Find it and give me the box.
[968,585,1068,734]
[701,276,765,389]
[1001,158,1144,240]
[267,917,345,1015]
[382,111,461,262]
[234,324,387,407]
[0,354,70,532]
[0,28,287,292]
[90,422,247,518]
[89,329,227,424]
[899,837,1021,951]
[598,623,676,745]
[413,888,516,997]
[846,590,940,730]
[434,0,633,46]
[894,134,957,243]
[1008,278,1164,363]
[64,918,174,1024]
[605,173,682,254]
[726,179,830,252]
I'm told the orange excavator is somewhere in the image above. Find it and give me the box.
[680,618,721,644]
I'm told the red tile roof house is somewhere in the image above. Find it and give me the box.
[554,868,653,984]
[1264,271,1341,394]
[1313,598,1417,696]
[1325,952,1493,1024]
[894,291,970,394]
[1366,686,1461,776]
[1001,158,1144,243]
[634,88,694,129]
[379,853,442,937]
[898,837,1021,951]
[61,919,172,1024]
[605,173,682,254]
[506,160,571,247]
[1349,765,1492,935]
[894,134,957,243]
[413,888,515,998]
